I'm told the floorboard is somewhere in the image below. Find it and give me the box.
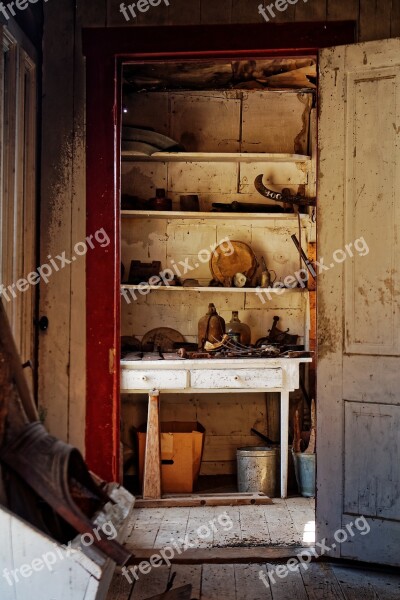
[234,564,273,600]
[301,562,346,599]
[201,564,236,600]
[106,574,133,600]
[125,498,315,550]
[107,562,400,600]
[238,505,271,545]
[264,500,299,546]
[332,565,400,600]
[170,565,202,599]
[185,506,216,548]
[130,565,171,600]
[267,562,309,600]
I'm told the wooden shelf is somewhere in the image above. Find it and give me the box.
[121,210,311,221]
[121,285,308,294]
[121,151,311,163]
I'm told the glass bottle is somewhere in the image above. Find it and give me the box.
[226,311,251,346]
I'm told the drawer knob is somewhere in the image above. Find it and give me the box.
[234,376,239,381]
[142,376,147,381]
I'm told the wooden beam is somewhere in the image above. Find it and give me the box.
[135,493,273,508]
[143,390,162,499]
[124,546,314,565]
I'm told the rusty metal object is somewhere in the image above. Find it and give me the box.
[0,422,131,565]
[291,234,316,279]
[254,175,316,206]
[267,316,298,346]
[128,260,162,285]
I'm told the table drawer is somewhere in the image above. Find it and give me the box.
[121,369,187,390]
[190,368,282,389]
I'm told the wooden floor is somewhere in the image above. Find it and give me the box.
[125,497,315,550]
[107,562,400,600]
[108,499,400,599]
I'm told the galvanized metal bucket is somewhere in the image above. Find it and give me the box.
[292,451,316,497]
[237,446,277,497]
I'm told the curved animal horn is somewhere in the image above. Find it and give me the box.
[254,174,283,201]
[254,174,316,206]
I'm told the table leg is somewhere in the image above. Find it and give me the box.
[143,389,161,499]
[280,390,289,499]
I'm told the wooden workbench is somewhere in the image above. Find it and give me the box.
[121,357,312,499]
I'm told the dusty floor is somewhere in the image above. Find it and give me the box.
[124,497,316,550]
[107,561,400,600]
[107,498,400,599]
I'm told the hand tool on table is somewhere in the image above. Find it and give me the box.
[291,234,316,279]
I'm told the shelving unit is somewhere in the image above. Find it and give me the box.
[121,284,306,294]
[120,74,316,483]
[121,210,311,220]
[121,151,311,163]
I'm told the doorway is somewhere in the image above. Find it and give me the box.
[119,56,317,516]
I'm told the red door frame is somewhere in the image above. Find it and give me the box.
[83,22,356,482]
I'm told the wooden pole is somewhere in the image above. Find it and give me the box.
[143,389,162,499]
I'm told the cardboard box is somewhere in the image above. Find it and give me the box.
[137,422,205,494]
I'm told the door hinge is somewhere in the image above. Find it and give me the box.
[109,348,116,374]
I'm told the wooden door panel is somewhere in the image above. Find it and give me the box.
[344,401,400,520]
[343,355,400,402]
[344,67,400,356]
[318,37,400,565]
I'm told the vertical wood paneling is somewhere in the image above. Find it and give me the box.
[266,0,297,22]
[201,0,232,24]
[138,0,170,25]
[39,0,75,443]
[107,0,143,26]
[103,0,399,35]
[232,0,268,23]
[168,0,201,24]
[295,0,327,21]
[359,0,392,41]
[79,0,107,26]
[327,0,359,21]
[391,0,400,37]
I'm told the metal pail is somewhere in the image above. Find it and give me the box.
[237,446,277,497]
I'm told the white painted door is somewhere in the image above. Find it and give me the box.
[318,38,400,566]
[0,26,37,394]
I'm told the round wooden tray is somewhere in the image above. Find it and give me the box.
[210,240,258,286]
